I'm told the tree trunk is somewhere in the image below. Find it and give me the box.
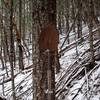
[32,0,59,100]
[9,0,16,99]
[88,0,95,68]
[19,0,24,70]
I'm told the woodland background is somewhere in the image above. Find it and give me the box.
[0,0,100,100]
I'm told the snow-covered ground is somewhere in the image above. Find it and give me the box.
[0,26,100,100]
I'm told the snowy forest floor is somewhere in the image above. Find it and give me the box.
[0,26,100,100]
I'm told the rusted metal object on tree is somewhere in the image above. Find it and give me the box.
[39,23,60,73]
[39,23,59,52]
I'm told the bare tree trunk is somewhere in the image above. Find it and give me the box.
[32,1,41,100]
[9,0,16,99]
[32,0,59,100]
[46,1,57,99]
[65,0,70,43]
[19,0,24,70]
[0,34,5,70]
[88,0,95,68]
[76,1,82,41]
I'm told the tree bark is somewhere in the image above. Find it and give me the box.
[88,0,95,67]
[9,0,16,99]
